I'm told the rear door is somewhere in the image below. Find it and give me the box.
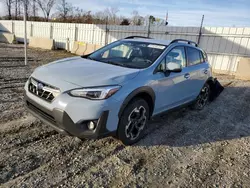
[185,47,209,98]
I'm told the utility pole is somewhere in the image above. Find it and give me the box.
[147,17,151,38]
[197,15,204,45]
[105,17,109,45]
[23,0,27,66]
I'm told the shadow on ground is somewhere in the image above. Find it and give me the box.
[135,84,250,147]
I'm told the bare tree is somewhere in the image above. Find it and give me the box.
[32,0,38,19]
[22,0,30,20]
[92,11,106,24]
[131,10,144,26]
[56,0,72,21]
[17,0,21,17]
[14,0,18,19]
[104,7,119,24]
[36,0,56,21]
[4,0,13,19]
[131,10,138,25]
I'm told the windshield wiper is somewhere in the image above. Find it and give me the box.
[87,57,97,61]
[106,61,123,66]
[85,58,137,68]
[86,57,105,63]
[104,61,135,68]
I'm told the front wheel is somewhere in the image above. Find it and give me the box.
[192,83,210,110]
[117,98,149,145]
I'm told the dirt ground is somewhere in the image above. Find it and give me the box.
[0,43,250,188]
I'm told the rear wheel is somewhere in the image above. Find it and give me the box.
[117,98,149,145]
[192,83,210,110]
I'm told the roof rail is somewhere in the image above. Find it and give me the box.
[170,39,198,47]
[124,36,152,39]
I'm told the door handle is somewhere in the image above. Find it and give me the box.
[184,73,190,79]
[204,69,208,74]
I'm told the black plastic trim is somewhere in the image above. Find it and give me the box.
[124,36,152,39]
[170,39,198,47]
[152,100,195,119]
[24,92,112,139]
[206,76,215,83]
[118,86,155,118]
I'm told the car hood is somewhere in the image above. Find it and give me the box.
[31,56,140,91]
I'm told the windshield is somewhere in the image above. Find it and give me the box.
[86,40,166,69]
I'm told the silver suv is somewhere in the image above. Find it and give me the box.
[25,37,214,145]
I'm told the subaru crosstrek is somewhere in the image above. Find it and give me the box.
[24,37,215,145]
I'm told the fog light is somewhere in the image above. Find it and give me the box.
[87,121,96,130]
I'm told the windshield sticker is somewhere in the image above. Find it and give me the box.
[148,44,166,49]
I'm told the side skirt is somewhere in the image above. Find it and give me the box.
[151,100,196,119]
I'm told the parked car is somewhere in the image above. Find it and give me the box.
[25,36,215,145]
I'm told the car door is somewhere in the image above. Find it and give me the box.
[185,47,209,99]
[152,46,193,114]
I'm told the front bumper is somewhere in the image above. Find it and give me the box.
[24,93,113,139]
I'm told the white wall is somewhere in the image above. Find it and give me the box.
[1,20,250,74]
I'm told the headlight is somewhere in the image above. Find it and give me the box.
[69,85,121,100]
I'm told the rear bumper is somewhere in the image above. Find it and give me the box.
[24,93,113,139]
[207,77,224,101]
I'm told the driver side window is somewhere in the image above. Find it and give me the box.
[157,46,186,72]
[166,46,186,67]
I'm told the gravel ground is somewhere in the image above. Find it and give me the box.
[1,43,250,188]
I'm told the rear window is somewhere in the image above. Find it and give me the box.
[187,47,203,66]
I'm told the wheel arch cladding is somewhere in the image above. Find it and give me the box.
[206,77,214,87]
[118,86,155,118]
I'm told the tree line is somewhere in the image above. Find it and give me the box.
[0,0,164,25]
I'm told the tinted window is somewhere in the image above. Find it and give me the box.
[166,46,186,67]
[187,47,202,66]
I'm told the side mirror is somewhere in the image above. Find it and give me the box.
[166,62,182,73]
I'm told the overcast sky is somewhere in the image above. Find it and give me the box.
[0,0,249,27]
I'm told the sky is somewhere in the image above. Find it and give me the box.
[0,0,250,27]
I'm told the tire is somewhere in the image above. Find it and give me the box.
[117,98,150,145]
[192,83,210,110]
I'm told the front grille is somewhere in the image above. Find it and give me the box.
[28,77,60,102]
[26,101,56,124]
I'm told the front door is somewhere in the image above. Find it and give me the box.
[152,46,193,114]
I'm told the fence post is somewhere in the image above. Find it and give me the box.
[30,23,33,37]
[105,17,109,45]
[11,21,14,34]
[147,17,151,38]
[66,38,70,52]
[74,24,78,41]
[23,1,27,66]
[197,15,204,45]
[49,23,53,39]
[92,24,95,44]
